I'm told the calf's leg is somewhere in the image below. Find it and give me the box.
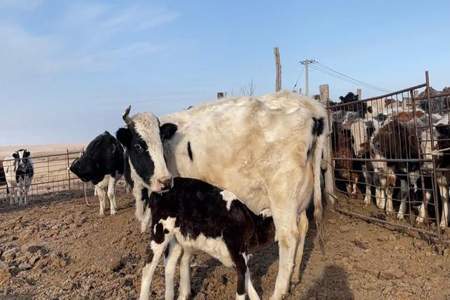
[164,240,182,300]
[178,249,192,300]
[139,237,172,300]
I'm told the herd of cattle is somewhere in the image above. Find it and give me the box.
[0,89,449,299]
[331,89,450,229]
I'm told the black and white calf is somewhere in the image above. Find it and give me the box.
[2,149,34,206]
[139,177,274,300]
[69,131,126,216]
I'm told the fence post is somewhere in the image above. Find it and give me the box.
[425,71,441,238]
[274,47,282,92]
[319,84,335,206]
[356,88,362,99]
[66,149,71,191]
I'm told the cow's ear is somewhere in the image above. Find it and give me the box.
[23,151,30,158]
[339,96,345,101]
[12,153,19,159]
[116,128,132,148]
[160,123,177,141]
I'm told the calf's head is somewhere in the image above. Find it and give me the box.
[116,106,177,193]
[69,132,122,184]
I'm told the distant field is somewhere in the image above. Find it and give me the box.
[0,144,85,159]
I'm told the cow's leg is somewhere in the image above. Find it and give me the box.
[134,185,145,222]
[164,240,182,300]
[397,179,408,220]
[439,177,449,229]
[386,186,394,215]
[417,191,431,224]
[291,210,308,284]
[178,249,192,300]
[243,253,260,300]
[376,177,386,209]
[141,207,152,233]
[107,177,117,215]
[271,211,298,300]
[17,185,23,206]
[95,185,107,216]
[139,238,172,300]
[363,167,372,205]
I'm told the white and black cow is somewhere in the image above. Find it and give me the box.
[3,149,34,206]
[69,131,126,216]
[116,91,330,300]
[139,177,274,300]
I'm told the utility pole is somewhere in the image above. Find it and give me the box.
[300,59,316,96]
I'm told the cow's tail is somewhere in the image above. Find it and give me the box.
[312,115,327,254]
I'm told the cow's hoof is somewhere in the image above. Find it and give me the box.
[99,212,105,217]
[177,294,191,300]
[386,210,394,216]
[416,216,424,224]
[440,223,447,230]
[397,213,404,220]
[111,210,117,216]
[140,224,148,233]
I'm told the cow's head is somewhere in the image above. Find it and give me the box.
[13,149,31,175]
[116,106,177,193]
[69,132,123,184]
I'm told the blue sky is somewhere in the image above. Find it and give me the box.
[1,0,449,145]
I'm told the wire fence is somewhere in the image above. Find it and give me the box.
[327,72,450,242]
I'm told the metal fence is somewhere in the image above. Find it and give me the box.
[327,72,450,242]
[0,150,94,206]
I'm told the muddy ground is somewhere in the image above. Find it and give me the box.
[1,195,450,300]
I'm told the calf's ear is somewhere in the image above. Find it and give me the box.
[116,128,132,148]
[23,151,30,158]
[160,123,178,141]
[12,153,19,159]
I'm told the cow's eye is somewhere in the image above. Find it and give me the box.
[134,144,144,153]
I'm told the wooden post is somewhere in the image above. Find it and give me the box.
[356,88,362,100]
[274,47,282,92]
[319,84,335,206]
[66,149,71,190]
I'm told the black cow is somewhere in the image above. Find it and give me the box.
[139,177,275,300]
[70,131,127,216]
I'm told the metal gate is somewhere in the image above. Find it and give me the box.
[327,72,450,242]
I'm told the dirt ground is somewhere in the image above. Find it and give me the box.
[1,195,450,300]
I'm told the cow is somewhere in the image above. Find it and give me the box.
[139,177,275,300]
[69,131,126,216]
[116,91,330,300]
[371,119,421,219]
[331,121,359,198]
[3,149,34,206]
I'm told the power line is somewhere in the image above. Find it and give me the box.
[314,62,391,93]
